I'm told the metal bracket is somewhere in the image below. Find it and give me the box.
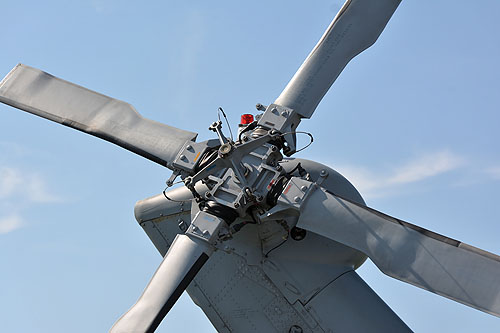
[186,211,227,244]
[172,140,211,174]
[257,104,302,156]
[209,120,229,145]
[260,177,316,223]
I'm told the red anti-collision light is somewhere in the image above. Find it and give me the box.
[240,114,254,125]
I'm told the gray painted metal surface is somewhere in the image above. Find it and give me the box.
[307,270,410,332]
[275,0,401,119]
[295,185,500,318]
[111,234,211,333]
[135,158,412,332]
[0,64,197,169]
[1,0,498,331]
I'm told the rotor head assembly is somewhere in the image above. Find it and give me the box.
[1,0,500,332]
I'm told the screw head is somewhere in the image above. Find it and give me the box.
[300,185,307,192]
[294,196,301,203]
[234,202,240,208]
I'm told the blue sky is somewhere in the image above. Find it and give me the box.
[1,1,500,332]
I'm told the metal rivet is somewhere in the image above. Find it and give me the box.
[294,196,301,203]
[300,185,307,192]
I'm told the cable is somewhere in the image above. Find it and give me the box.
[162,179,195,203]
[162,187,192,203]
[238,121,257,143]
[264,221,290,257]
[280,131,314,153]
[218,107,234,142]
[264,237,288,258]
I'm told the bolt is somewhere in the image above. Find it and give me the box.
[186,144,193,150]
[234,202,240,208]
[271,145,278,152]
[294,196,301,203]
[205,191,212,198]
[271,107,278,114]
[180,154,187,161]
[320,169,328,177]
[219,143,232,156]
[276,165,283,171]
[256,103,266,111]
[301,185,307,192]
[281,111,288,117]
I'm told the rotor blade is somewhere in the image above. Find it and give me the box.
[274,0,401,118]
[296,187,500,317]
[0,64,197,169]
[110,234,211,333]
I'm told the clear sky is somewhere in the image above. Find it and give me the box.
[1,1,500,332]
